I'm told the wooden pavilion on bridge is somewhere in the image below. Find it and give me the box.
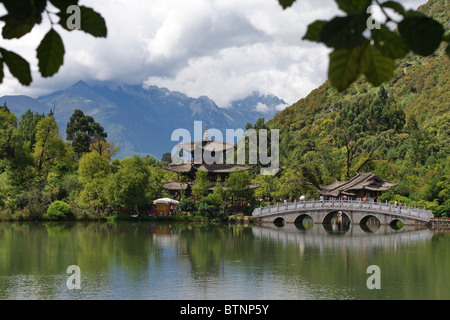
[318,172,397,200]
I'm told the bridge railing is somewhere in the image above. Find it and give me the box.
[253,199,434,221]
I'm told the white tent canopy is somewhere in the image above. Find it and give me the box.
[153,198,179,204]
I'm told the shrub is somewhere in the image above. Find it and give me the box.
[197,201,217,217]
[44,201,72,221]
[197,194,223,217]
[178,198,196,214]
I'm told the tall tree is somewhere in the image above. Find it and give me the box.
[17,109,45,151]
[77,151,110,211]
[66,109,107,158]
[0,105,17,163]
[33,115,67,174]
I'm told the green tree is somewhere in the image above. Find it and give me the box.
[0,105,17,164]
[33,115,68,175]
[17,109,45,151]
[192,170,210,199]
[77,151,110,211]
[197,193,223,217]
[225,170,253,200]
[161,152,172,163]
[105,156,151,214]
[66,109,107,158]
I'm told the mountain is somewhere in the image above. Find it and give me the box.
[1,80,287,159]
[265,0,449,214]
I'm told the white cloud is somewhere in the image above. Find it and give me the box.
[0,0,428,107]
[255,102,270,114]
[275,103,290,112]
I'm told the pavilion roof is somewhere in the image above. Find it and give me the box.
[164,162,253,174]
[318,173,398,197]
[177,139,235,153]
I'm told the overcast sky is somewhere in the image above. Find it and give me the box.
[0,0,425,108]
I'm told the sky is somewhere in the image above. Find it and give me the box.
[0,0,425,109]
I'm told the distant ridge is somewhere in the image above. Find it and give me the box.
[1,81,287,159]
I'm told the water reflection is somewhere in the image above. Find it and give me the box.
[254,223,433,253]
[294,216,314,230]
[0,221,447,300]
[360,217,381,233]
[322,211,352,234]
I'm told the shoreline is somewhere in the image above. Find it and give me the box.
[0,213,255,224]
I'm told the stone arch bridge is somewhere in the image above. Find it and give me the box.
[252,199,434,227]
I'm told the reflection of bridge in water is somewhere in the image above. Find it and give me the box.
[252,224,434,252]
[252,199,434,227]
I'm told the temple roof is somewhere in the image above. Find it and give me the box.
[318,173,398,197]
[163,180,260,191]
[164,162,253,174]
[163,181,189,191]
[177,140,235,153]
[164,163,194,173]
[197,163,253,173]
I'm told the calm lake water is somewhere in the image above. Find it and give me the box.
[0,221,448,300]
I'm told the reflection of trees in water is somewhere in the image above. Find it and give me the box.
[176,224,254,279]
[0,222,447,300]
[0,221,160,298]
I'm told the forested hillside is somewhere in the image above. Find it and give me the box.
[264,0,449,215]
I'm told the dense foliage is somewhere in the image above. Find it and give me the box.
[0,107,178,220]
[263,0,449,216]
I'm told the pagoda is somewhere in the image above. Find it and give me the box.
[163,125,258,197]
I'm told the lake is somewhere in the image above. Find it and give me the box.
[0,221,448,300]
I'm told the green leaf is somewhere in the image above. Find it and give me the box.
[37,29,65,77]
[278,0,296,9]
[380,1,405,16]
[372,25,409,59]
[1,0,46,22]
[320,12,369,49]
[302,20,327,42]
[361,45,396,86]
[398,14,444,56]
[58,6,107,37]
[328,45,365,91]
[49,0,79,10]
[0,48,32,85]
[80,6,107,37]
[335,0,371,14]
[0,15,35,39]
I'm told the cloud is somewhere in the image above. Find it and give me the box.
[255,102,270,114]
[0,0,428,106]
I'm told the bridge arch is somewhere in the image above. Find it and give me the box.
[322,211,351,225]
[322,211,351,233]
[389,219,404,230]
[273,217,285,227]
[359,215,381,232]
[294,214,314,230]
